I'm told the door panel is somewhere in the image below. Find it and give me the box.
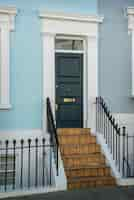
[59,105,81,121]
[57,58,80,76]
[58,83,81,97]
[55,53,83,128]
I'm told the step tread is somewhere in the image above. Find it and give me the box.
[58,128,116,189]
[60,143,100,147]
[65,165,110,170]
[68,176,115,183]
[58,128,91,131]
[58,133,94,137]
[63,153,104,159]
[57,128,91,135]
[59,140,96,145]
[61,152,101,156]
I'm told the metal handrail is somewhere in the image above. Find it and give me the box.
[96,96,132,177]
[46,97,59,176]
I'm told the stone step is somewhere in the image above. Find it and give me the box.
[57,128,91,135]
[58,134,96,145]
[58,128,116,190]
[68,176,116,190]
[65,166,111,178]
[63,154,106,168]
[60,144,101,156]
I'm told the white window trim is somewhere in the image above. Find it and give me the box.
[39,11,103,132]
[127,7,134,97]
[0,7,17,110]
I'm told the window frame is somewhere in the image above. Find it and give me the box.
[0,7,17,110]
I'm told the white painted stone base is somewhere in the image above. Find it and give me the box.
[94,131,134,186]
[0,130,67,198]
[52,150,67,190]
[0,129,43,140]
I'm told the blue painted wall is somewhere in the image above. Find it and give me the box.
[0,0,97,130]
[98,0,134,113]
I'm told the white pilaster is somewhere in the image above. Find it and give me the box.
[127,7,134,97]
[42,33,55,132]
[87,36,98,130]
[0,24,10,106]
[132,30,134,96]
[0,7,17,109]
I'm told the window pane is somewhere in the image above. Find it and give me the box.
[55,39,83,50]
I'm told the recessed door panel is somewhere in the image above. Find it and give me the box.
[58,83,81,97]
[58,105,81,121]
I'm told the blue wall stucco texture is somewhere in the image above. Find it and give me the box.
[0,0,97,130]
[98,0,134,113]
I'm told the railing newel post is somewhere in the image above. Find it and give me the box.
[112,118,115,160]
[115,124,118,165]
[118,128,121,172]
[122,126,126,177]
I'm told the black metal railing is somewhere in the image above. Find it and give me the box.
[125,134,134,177]
[47,97,59,176]
[96,96,134,178]
[0,138,54,192]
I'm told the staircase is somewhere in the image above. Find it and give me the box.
[58,128,116,190]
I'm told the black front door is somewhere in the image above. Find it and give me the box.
[55,53,83,128]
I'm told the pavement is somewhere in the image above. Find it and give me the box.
[2,187,134,200]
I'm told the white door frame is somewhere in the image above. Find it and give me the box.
[39,11,103,132]
[55,35,86,128]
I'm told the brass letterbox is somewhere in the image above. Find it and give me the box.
[64,98,76,103]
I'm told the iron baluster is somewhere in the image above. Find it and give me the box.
[4,140,8,192]
[20,139,24,189]
[28,139,31,188]
[35,138,38,187]
[12,140,16,190]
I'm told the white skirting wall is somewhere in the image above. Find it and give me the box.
[113,113,134,135]
[93,113,134,186]
[0,130,67,198]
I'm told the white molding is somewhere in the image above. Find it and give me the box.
[0,104,12,110]
[39,11,104,23]
[0,6,17,15]
[56,35,84,40]
[40,11,103,36]
[55,50,85,54]
[0,7,17,110]
[132,30,134,97]
[40,11,103,131]
[127,8,134,97]
[127,7,134,16]
[127,7,134,33]
[0,7,17,31]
